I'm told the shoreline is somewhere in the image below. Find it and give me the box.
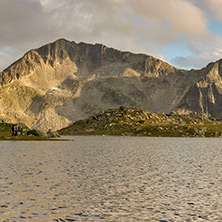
[0,135,70,141]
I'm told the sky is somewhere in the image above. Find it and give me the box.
[1,0,222,71]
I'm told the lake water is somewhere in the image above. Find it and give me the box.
[1,136,222,221]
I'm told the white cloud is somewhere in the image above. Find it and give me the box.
[0,48,20,72]
[126,0,209,39]
[0,0,221,71]
[171,36,222,69]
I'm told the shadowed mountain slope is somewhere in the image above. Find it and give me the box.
[0,39,222,132]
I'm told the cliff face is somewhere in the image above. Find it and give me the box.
[0,38,222,132]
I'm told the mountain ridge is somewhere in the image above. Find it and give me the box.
[0,39,222,132]
[0,38,179,84]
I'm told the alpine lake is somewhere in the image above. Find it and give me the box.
[1,136,222,221]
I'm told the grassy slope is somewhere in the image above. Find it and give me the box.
[58,107,222,137]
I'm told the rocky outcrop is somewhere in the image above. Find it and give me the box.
[178,60,222,118]
[0,38,222,132]
[58,106,222,137]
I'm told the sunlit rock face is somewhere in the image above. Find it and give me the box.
[0,38,222,132]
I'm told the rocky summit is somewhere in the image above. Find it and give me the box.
[0,38,222,132]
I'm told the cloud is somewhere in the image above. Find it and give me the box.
[0,0,50,47]
[171,36,222,69]
[0,48,17,72]
[0,0,58,70]
[204,0,222,21]
[126,0,209,40]
[0,0,221,71]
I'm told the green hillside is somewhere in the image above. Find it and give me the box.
[58,107,222,137]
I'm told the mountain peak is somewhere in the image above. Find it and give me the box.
[0,39,222,132]
[0,39,179,86]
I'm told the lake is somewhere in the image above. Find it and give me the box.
[1,136,222,221]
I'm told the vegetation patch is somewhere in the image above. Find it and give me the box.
[58,106,222,138]
[0,121,61,141]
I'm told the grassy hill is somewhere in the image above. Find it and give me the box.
[58,107,222,137]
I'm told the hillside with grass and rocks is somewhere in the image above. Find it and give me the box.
[58,107,222,137]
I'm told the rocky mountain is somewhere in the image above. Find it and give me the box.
[0,38,222,132]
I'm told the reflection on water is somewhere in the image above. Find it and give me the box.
[1,136,222,221]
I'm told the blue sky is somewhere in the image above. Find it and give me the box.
[161,18,222,69]
[209,21,222,35]
[0,0,222,71]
